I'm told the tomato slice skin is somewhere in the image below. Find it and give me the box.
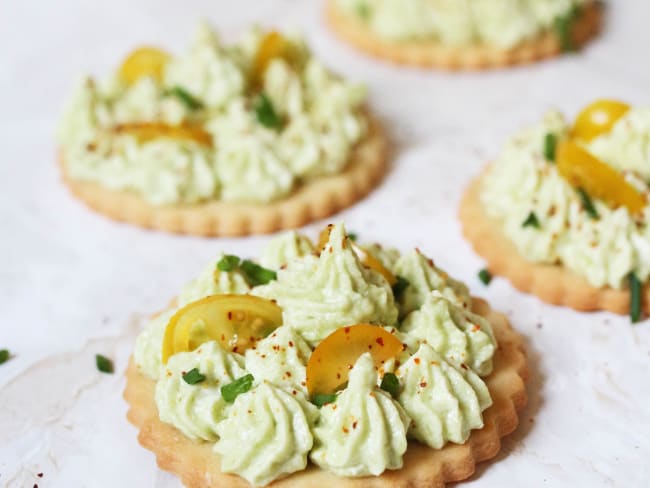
[556,140,646,215]
[113,122,213,147]
[572,99,630,142]
[119,47,171,86]
[162,294,283,364]
[306,324,403,396]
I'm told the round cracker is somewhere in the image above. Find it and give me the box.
[460,172,650,315]
[326,0,602,70]
[60,115,388,237]
[124,298,528,487]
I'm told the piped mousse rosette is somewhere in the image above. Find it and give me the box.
[124,223,528,487]
[326,0,602,70]
[461,100,650,321]
[57,23,387,236]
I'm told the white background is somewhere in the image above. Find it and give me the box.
[1,1,649,487]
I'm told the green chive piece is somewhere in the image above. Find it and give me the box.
[577,188,599,219]
[164,85,204,110]
[182,368,207,385]
[380,372,400,398]
[255,93,282,129]
[240,260,277,286]
[478,269,492,286]
[347,232,358,242]
[0,349,10,365]
[522,212,541,229]
[221,374,254,403]
[217,255,241,272]
[554,6,581,52]
[356,3,370,19]
[392,275,410,300]
[312,393,338,408]
[629,273,642,324]
[544,133,557,162]
[95,354,114,374]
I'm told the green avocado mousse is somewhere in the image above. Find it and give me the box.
[129,223,527,486]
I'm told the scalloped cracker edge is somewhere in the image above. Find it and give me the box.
[460,172,650,315]
[124,298,528,488]
[326,0,602,70]
[60,115,388,237]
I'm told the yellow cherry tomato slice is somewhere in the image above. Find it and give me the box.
[306,324,403,396]
[119,47,170,85]
[572,99,630,142]
[113,122,213,147]
[250,31,297,87]
[317,226,397,286]
[162,294,283,363]
[556,140,646,215]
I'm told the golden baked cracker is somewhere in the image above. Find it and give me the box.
[326,0,602,70]
[60,116,388,237]
[124,298,528,487]
[460,173,650,315]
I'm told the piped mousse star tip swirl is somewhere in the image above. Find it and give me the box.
[123,298,528,488]
[326,0,602,70]
[60,115,388,237]
[459,172,650,315]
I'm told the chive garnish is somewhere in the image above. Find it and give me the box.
[380,372,400,398]
[240,260,277,286]
[164,85,204,110]
[221,374,254,403]
[522,212,541,229]
[95,354,114,374]
[254,93,282,129]
[347,232,358,242]
[629,273,642,324]
[392,275,410,300]
[577,188,599,219]
[0,349,10,365]
[356,3,370,19]
[312,393,338,408]
[182,368,207,385]
[217,255,241,272]
[554,6,581,52]
[478,269,492,286]
[544,133,557,162]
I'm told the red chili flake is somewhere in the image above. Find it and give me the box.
[347,364,353,370]
[460,364,468,370]
[375,337,384,347]
[286,371,292,377]
[401,343,407,351]
[352,421,358,430]
[270,299,277,304]
[227,311,233,320]
[37,474,43,478]
[344,327,351,334]
[292,390,297,395]
[471,325,481,332]
[427,259,434,268]
[221,334,226,341]
[419,381,427,388]
[395,360,401,368]
[336,373,341,379]
[367,345,372,350]
[414,358,421,365]
[233,346,239,353]
[288,341,294,347]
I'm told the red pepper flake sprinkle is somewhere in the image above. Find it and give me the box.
[414,358,421,365]
[233,346,239,353]
[419,381,428,388]
[376,337,384,347]
[286,371,292,377]
[288,341,294,347]
[37,474,43,478]
[344,327,351,334]
[471,325,481,332]
[336,373,341,379]
[221,334,226,341]
[227,311,233,320]
[367,345,372,350]
[352,421,358,430]
[460,364,468,370]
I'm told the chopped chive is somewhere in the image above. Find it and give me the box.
[629,273,642,324]
[391,275,410,300]
[240,260,277,286]
[0,349,10,365]
[347,232,358,242]
[312,393,338,408]
[182,368,207,385]
[522,212,541,229]
[221,374,254,403]
[478,268,492,286]
[95,354,114,374]
[164,85,204,110]
[380,372,400,398]
[577,188,599,219]
[356,4,370,19]
[544,133,557,162]
[217,255,241,272]
[254,93,282,129]
[554,6,581,52]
